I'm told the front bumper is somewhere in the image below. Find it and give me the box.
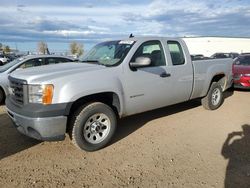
[234,76,250,89]
[7,109,67,141]
[234,83,250,89]
[6,98,69,141]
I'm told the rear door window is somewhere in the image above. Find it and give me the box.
[167,41,185,66]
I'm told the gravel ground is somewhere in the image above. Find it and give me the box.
[0,90,249,188]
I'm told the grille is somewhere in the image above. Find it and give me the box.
[9,76,27,105]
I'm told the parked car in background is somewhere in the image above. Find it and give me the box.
[0,55,9,65]
[233,54,250,89]
[191,54,211,61]
[0,55,74,104]
[5,54,21,62]
[211,52,239,59]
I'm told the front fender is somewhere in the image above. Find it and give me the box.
[54,76,125,116]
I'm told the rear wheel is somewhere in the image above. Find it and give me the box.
[69,102,117,151]
[201,82,224,110]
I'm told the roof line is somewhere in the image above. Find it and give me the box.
[182,36,250,39]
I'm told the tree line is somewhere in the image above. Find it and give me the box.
[0,43,11,53]
[37,41,84,57]
[0,41,84,57]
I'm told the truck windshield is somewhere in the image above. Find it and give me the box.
[80,40,135,66]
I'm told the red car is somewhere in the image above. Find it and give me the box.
[233,54,250,89]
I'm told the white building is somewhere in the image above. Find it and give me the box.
[182,37,250,57]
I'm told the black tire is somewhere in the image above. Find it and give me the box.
[201,82,224,110]
[69,102,117,151]
[0,88,5,104]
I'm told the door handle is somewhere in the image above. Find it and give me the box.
[160,72,171,78]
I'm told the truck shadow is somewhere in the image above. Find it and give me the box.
[111,99,201,145]
[0,113,40,160]
[224,88,234,99]
[234,88,250,92]
[0,89,234,158]
[111,89,234,146]
[221,124,250,188]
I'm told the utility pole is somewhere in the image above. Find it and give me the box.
[15,42,18,51]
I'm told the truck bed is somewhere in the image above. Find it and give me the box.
[191,58,233,99]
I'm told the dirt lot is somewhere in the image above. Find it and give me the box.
[0,90,249,188]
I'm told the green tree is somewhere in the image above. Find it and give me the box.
[37,41,48,54]
[70,42,84,57]
[3,45,11,53]
[77,43,84,56]
[70,42,78,55]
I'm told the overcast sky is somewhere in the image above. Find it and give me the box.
[0,0,250,52]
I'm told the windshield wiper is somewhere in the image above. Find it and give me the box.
[81,60,106,66]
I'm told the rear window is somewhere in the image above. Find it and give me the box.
[234,56,250,65]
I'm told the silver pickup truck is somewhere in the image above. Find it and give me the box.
[6,37,233,151]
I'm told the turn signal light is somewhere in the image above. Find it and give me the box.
[42,85,54,105]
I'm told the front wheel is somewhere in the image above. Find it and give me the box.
[70,102,117,151]
[201,82,224,110]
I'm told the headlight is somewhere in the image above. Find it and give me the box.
[28,84,54,105]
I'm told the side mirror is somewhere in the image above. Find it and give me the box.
[130,57,151,68]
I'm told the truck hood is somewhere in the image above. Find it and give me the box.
[10,63,106,83]
[233,65,250,74]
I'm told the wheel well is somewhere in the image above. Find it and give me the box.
[68,92,120,116]
[209,74,226,92]
[0,86,6,99]
[211,74,225,83]
[66,92,120,132]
